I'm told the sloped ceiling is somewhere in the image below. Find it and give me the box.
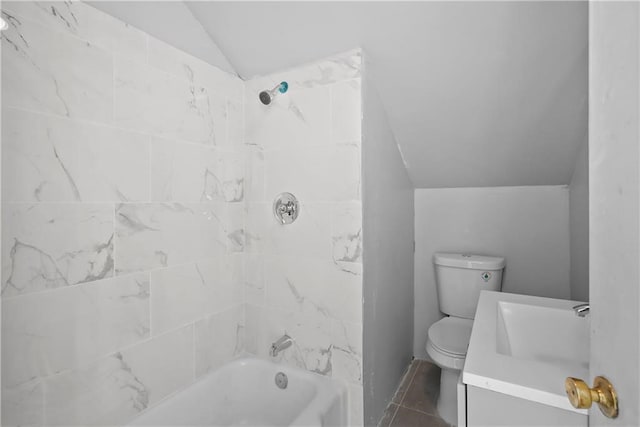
[94,1,588,189]
[88,1,237,74]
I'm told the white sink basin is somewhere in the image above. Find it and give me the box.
[463,291,589,414]
[496,301,589,369]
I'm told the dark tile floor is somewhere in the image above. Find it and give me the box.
[377,359,452,427]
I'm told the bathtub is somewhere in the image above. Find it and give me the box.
[128,357,348,426]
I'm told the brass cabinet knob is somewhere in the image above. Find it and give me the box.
[565,376,618,418]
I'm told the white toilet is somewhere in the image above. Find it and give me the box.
[426,253,505,425]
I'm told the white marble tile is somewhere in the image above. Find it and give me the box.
[2,108,150,202]
[275,306,334,376]
[194,305,244,377]
[348,383,364,427]
[246,304,334,376]
[209,254,244,314]
[2,2,147,60]
[247,49,362,95]
[270,203,332,258]
[264,255,362,324]
[114,203,226,274]
[118,325,194,407]
[147,36,243,101]
[264,145,361,202]
[245,147,266,202]
[2,273,149,387]
[245,50,362,151]
[150,138,243,202]
[150,263,207,335]
[244,253,265,306]
[331,320,363,385]
[114,55,225,145]
[227,98,244,146]
[44,325,193,426]
[45,354,145,426]
[244,203,268,254]
[243,304,265,356]
[223,203,245,252]
[150,137,243,203]
[150,137,210,202]
[332,202,363,264]
[2,10,113,121]
[216,150,245,203]
[1,378,43,427]
[244,202,332,258]
[245,85,331,150]
[1,203,114,296]
[150,258,242,335]
[332,79,362,144]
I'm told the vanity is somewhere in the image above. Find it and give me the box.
[460,291,589,426]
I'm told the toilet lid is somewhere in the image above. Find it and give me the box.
[428,317,474,356]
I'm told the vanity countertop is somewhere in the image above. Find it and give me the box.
[462,291,589,414]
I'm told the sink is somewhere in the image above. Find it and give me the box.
[462,291,589,414]
[496,301,589,369]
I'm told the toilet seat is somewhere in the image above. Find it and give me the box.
[426,317,474,370]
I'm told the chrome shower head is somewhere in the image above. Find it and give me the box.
[259,81,288,105]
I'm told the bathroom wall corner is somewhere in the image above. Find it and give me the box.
[361,64,415,426]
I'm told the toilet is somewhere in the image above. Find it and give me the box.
[426,253,505,425]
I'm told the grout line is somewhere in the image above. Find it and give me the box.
[192,320,197,380]
[380,359,420,427]
[386,403,400,427]
[398,359,420,407]
[147,270,153,338]
[397,360,447,421]
[405,405,437,417]
[112,203,117,285]
[3,105,241,151]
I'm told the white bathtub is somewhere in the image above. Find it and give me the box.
[128,357,348,426]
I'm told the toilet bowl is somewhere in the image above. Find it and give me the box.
[426,317,473,425]
[426,253,505,426]
[426,317,472,370]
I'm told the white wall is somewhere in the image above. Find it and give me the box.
[413,186,571,358]
[362,72,415,425]
[1,3,244,425]
[569,140,589,301]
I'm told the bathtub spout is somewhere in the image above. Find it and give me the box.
[270,334,293,357]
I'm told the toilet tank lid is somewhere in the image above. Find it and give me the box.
[433,253,505,270]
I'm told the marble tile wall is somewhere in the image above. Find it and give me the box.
[243,50,364,426]
[1,2,245,426]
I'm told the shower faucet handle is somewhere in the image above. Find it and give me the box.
[273,193,299,224]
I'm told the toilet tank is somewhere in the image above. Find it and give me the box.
[434,253,505,319]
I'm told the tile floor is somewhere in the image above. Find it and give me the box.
[377,359,452,427]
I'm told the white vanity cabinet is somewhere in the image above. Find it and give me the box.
[460,291,591,427]
[463,384,587,426]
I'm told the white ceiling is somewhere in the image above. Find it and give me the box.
[94,1,588,189]
[88,1,236,74]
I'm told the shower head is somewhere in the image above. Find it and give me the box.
[259,90,273,105]
[259,81,288,105]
